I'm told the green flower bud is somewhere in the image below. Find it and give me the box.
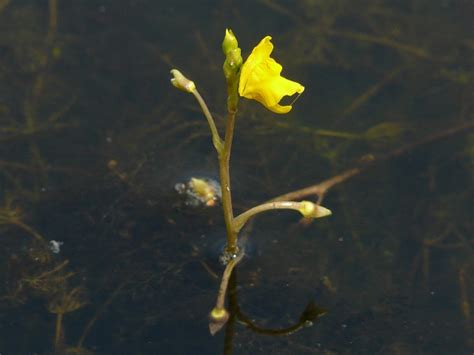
[222,29,242,112]
[223,48,243,80]
[298,201,332,219]
[170,69,196,93]
[222,28,238,55]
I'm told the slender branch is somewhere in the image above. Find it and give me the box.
[272,168,361,204]
[233,200,330,234]
[191,89,223,153]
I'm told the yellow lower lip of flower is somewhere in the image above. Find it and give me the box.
[239,36,304,114]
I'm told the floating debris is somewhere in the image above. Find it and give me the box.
[174,177,221,208]
[49,240,64,254]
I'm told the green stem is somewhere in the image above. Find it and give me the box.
[191,89,224,153]
[233,201,306,234]
[219,110,238,254]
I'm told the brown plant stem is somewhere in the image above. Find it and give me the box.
[191,89,223,153]
[234,201,303,233]
[219,110,238,255]
[233,200,329,234]
[54,311,64,353]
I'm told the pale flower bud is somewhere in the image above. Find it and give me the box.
[222,28,239,55]
[170,69,196,93]
[299,201,332,218]
[208,307,229,336]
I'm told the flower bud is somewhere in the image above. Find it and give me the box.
[170,69,196,93]
[208,307,229,335]
[222,28,239,55]
[222,29,243,112]
[299,201,332,218]
[223,48,243,80]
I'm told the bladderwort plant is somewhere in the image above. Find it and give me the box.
[170,29,332,335]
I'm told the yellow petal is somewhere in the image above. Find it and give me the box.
[239,36,304,114]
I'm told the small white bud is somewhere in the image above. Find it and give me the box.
[170,69,196,93]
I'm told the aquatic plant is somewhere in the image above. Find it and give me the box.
[170,29,332,334]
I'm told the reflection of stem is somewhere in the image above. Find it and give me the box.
[191,89,223,153]
[222,264,326,349]
[237,301,326,336]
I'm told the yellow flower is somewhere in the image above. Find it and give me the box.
[239,36,304,114]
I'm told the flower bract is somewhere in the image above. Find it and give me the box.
[239,36,304,114]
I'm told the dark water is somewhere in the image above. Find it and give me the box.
[0,0,473,354]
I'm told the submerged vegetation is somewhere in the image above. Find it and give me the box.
[0,0,473,353]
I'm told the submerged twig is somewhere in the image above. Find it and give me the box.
[273,120,474,204]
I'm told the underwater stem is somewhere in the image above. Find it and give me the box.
[54,312,64,353]
[8,219,47,244]
[48,0,58,45]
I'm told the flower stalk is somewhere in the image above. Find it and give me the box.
[233,200,332,234]
[170,69,223,153]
